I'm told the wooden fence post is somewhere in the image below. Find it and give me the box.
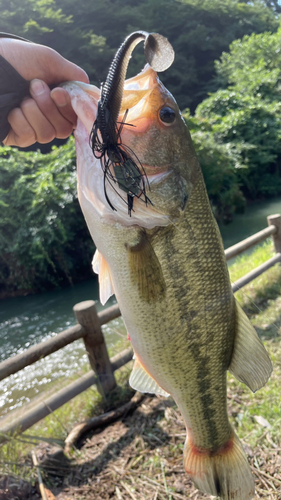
[267,214,281,253]
[73,300,116,397]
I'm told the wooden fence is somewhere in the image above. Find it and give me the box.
[0,213,281,444]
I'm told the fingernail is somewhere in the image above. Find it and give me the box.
[30,79,46,96]
[51,89,68,107]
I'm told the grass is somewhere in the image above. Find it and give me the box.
[229,238,281,322]
[229,239,281,343]
[0,333,132,478]
[1,239,281,498]
[227,339,281,448]
[227,239,281,449]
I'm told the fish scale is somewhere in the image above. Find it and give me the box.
[142,171,234,450]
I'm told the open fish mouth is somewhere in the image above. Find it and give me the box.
[120,65,170,133]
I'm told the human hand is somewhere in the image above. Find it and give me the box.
[0,38,89,147]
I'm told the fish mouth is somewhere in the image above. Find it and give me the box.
[62,80,100,135]
[64,71,174,183]
[121,65,157,111]
[120,65,170,132]
[92,31,174,147]
[64,66,158,134]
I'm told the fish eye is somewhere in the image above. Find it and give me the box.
[159,106,176,124]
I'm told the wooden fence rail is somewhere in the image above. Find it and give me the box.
[0,347,133,445]
[0,213,281,443]
[0,303,120,382]
[224,224,277,260]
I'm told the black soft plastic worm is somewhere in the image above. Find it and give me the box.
[90,31,174,215]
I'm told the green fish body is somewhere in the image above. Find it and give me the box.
[63,63,272,500]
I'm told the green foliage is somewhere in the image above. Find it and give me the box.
[186,26,281,219]
[197,91,281,195]
[263,0,281,12]
[0,0,278,111]
[186,111,247,220]
[0,138,94,294]
[215,27,281,99]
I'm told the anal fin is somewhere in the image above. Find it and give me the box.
[129,355,170,397]
[229,300,272,392]
[92,249,114,305]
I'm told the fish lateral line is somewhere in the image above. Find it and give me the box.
[151,202,280,336]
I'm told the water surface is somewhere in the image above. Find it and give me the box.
[219,197,281,249]
[0,280,125,416]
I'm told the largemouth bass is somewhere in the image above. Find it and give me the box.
[63,32,272,500]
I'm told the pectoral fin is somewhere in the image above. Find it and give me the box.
[126,231,166,303]
[229,300,272,392]
[129,355,170,397]
[92,250,114,305]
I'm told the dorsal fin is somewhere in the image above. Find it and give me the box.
[92,250,115,305]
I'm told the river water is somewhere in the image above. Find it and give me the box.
[0,282,125,416]
[1,197,281,416]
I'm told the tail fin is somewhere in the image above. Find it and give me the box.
[184,431,255,500]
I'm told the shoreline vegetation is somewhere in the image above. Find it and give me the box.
[2,0,281,296]
[1,239,281,498]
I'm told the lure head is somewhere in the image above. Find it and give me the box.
[90,32,175,216]
[63,64,199,229]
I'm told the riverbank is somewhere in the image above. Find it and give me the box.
[1,195,280,302]
[1,239,281,498]
[1,198,281,417]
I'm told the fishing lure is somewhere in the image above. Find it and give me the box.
[90,31,174,215]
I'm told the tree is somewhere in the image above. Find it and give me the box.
[263,0,281,13]
[1,0,281,292]
[187,27,281,220]
[0,0,278,111]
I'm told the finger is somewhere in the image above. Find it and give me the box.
[45,49,89,85]
[50,87,78,125]
[30,80,74,139]
[21,98,56,144]
[0,39,89,85]
[4,107,36,147]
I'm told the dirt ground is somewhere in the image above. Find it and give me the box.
[1,392,281,500]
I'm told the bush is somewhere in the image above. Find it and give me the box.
[185,27,281,219]
[0,138,95,295]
